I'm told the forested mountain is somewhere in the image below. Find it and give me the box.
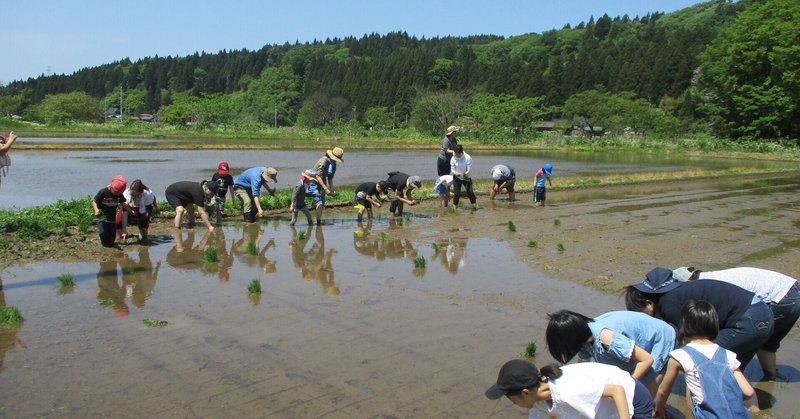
[2,0,798,141]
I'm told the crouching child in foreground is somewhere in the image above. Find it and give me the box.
[485,358,653,418]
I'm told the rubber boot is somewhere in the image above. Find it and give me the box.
[139,228,148,245]
[244,212,255,223]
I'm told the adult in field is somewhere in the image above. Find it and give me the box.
[312,147,343,225]
[450,145,477,210]
[232,166,277,222]
[673,266,800,381]
[489,163,516,201]
[164,180,217,232]
[437,125,459,176]
[0,131,18,188]
[625,267,773,369]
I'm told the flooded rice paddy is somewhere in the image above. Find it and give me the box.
[2,190,800,417]
[3,137,794,209]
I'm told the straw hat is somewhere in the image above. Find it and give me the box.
[326,147,344,163]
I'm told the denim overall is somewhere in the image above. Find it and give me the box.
[682,345,749,418]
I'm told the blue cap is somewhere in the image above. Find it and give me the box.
[543,163,553,174]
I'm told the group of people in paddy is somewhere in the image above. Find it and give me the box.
[91,125,553,247]
[82,127,799,417]
[486,266,799,418]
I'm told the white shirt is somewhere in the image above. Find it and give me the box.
[699,267,797,303]
[450,152,472,180]
[528,363,635,419]
[124,188,157,214]
[670,342,740,405]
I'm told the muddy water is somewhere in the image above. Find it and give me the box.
[3,140,791,209]
[0,218,599,417]
[2,202,799,417]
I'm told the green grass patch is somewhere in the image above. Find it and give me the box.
[413,256,427,268]
[142,318,169,328]
[518,341,537,358]
[507,221,516,232]
[527,240,539,248]
[203,247,219,262]
[56,273,75,287]
[248,279,262,295]
[0,306,23,327]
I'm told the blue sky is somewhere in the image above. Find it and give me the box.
[3,0,702,84]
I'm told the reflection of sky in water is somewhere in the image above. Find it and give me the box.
[0,219,553,310]
[3,140,792,209]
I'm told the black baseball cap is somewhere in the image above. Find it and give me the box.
[485,359,539,400]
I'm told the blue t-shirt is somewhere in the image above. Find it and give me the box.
[233,167,266,197]
[580,311,676,375]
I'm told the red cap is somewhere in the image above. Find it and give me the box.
[108,176,127,194]
[218,162,230,175]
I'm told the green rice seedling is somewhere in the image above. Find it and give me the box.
[404,215,412,223]
[247,241,258,255]
[142,318,169,328]
[527,240,539,248]
[0,306,23,327]
[518,341,537,358]
[203,247,219,262]
[431,242,440,254]
[507,221,516,232]
[379,232,389,243]
[557,243,566,252]
[446,206,456,213]
[57,273,75,287]
[554,219,561,226]
[121,266,134,275]
[98,298,114,306]
[296,231,307,241]
[248,279,262,295]
[413,256,427,268]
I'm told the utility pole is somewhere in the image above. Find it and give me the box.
[119,85,123,122]
[393,105,396,130]
[352,106,356,128]
[274,102,277,128]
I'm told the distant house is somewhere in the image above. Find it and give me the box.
[138,114,156,123]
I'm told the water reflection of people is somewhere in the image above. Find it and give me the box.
[165,229,212,271]
[0,275,26,373]
[96,259,129,317]
[438,238,467,274]
[353,220,417,263]
[120,247,161,308]
[290,224,339,295]
[233,223,276,276]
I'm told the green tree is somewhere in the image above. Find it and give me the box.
[243,66,301,126]
[429,58,454,90]
[410,90,467,135]
[696,0,800,140]
[157,102,191,126]
[31,92,101,124]
[364,106,392,130]
[465,93,546,135]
